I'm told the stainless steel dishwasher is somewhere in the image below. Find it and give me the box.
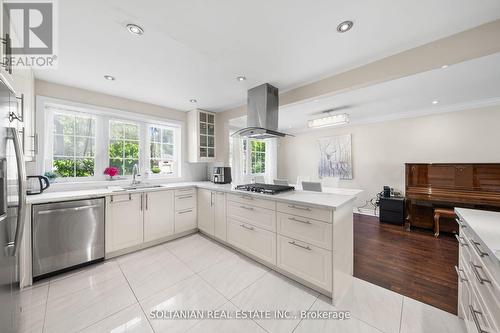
[32,198,105,279]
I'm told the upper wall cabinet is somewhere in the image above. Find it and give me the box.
[187,109,216,163]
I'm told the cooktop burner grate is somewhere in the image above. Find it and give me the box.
[234,183,295,195]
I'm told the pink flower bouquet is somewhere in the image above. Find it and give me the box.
[104,167,119,179]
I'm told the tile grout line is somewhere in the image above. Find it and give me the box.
[399,296,405,333]
[167,235,275,332]
[291,295,319,333]
[41,280,50,333]
[66,259,141,332]
[116,259,158,333]
[226,299,272,333]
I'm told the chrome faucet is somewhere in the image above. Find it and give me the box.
[132,164,140,185]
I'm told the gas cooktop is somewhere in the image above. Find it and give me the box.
[234,183,295,195]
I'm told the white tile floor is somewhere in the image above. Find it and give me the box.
[18,233,466,333]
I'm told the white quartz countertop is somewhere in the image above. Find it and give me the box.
[455,208,500,262]
[25,181,360,210]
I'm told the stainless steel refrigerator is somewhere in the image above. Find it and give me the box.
[0,79,27,333]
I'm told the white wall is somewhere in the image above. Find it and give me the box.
[278,106,500,207]
[31,80,207,183]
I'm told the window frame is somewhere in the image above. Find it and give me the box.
[241,138,266,176]
[147,124,180,178]
[37,96,183,182]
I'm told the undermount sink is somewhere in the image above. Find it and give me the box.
[113,184,163,192]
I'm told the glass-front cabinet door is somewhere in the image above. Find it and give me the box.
[199,111,215,159]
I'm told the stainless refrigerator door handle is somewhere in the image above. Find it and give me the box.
[7,127,27,256]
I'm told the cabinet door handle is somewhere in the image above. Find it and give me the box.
[239,205,254,211]
[455,218,466,228]
[178,209,193,215]
[240,195,253,200]
[177,195,193,200]
[240,224,254,231]
[469,305,488,333]
[471,240,488,257]
[454,266,468,283]
[289,217,311,224]
[146,193,148,210]
[469,262,491,284]
[288,204,311,211]
[288,241,312,251]
[210,192,214,207]
[455,234,468,247]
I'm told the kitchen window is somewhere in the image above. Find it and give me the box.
[109,120,140,176]
[241,139,266,175]
[39,98,182,181]
[52,112,96,178]
[149,125,176,175]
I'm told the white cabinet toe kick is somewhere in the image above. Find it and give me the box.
[20,184,355,304]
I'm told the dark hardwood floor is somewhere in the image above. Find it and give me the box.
[353,213,459,314]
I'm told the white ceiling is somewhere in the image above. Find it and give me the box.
[274,52,500,133]
[35,0,500,112]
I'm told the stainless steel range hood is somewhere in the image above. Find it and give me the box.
[232,83,290,139]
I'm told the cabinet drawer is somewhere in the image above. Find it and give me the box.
[457,231,472,266]
[277,212,332,250]
[469,284,500,333]
[277,202,331,223]
[227,218,276,265]
[227,200,276,232]
[175,194,196,211]
[227,193,276,210]
[175,187,196,197]
[277,235,332,292]
[469,257,500,319]
[175,209,197,234]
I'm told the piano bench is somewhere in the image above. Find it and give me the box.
[433,208,456,238]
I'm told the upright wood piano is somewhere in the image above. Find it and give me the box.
[405,163,500,233]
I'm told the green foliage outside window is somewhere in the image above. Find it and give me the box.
[250,140,266,174]
[109,121,140,175]
[53,159,95,177]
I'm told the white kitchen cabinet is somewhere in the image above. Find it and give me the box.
[187,109,216,163]
[197,188,226,240]
[174,187,197,234]
[197,189,215,235]
[227,218,276,265]
[277,235,332,292]
[144,190,175,242]
[106,193,144,253]
[214,191,227,241]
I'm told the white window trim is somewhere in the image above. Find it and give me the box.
[36,96,183,183]
[242,138,266,177]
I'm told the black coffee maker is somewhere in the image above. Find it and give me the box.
[212,167,232,184]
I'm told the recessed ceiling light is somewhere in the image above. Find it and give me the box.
[432,100,439,105]
[189,98,197,103]
[337,20,353,33]
[308,113,350,128]
[126,23,144,36]
[236,75,247,81]
[441,65,448,69]
[104,75,115,81]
